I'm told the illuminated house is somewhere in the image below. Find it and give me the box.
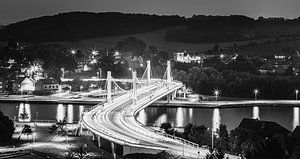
[12,77,36,93]
[173,51,202,64]
[35,79,59,92]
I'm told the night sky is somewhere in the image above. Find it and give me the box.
[1,0,300,24]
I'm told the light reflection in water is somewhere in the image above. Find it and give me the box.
[67,104,74,123]
[176,107,184,127]
[155,114,167,126]
[212,108,220,132]
[18,103,31,122]
[253,106,260,120]
[79,105,84,121]
[293,107,299,130]
[137,109,147,124]
[56,104,65,122]
[189,108,193,122]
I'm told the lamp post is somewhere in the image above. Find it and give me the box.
[296,89,299,100]
[213,89,220,101]
[253,89,259,100]
[80,86,83,92]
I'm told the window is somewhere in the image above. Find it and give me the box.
[44,85,47,89]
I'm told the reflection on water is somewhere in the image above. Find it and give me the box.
[155,114,167,126]
[56,104,65,122]
[138,106,298,131]
[137,109,147,124]
[18,103,31,122]
[253,106,260,120]
[189,108,193,122]
[293,107,299,130]
[176,107,184,127]
[79,105,84,121]
[67,104,74,123]
[212,108,220,132]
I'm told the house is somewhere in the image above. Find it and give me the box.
[35,79,59,92]
[289,126,300,158]
[0,79,7,92]
[12,77,36,93]
[238,118,291,137]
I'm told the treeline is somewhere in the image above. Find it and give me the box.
[165,15,300,43]
[173,66,300,99]
[0,12,184,42]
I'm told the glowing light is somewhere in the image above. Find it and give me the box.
[67,104,74,123]
[293,107,299,130]
[114,50,120,56]
[220,54,224,59]
[213,89,220,101]
[70,49,76,55]
[91,49,98,56]
[253,106,260,120]
[128,67,132,71]
[140,64,143,67]
[212,108,221,133]
[56,104,65,122]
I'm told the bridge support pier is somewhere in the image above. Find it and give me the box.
[107,71,112,104]
[97,136,101,147]
[111,142,117,159]
[91,133,95,141]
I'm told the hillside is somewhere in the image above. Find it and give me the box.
[56,26,287,54]
[0,12,184,42]
[165,15,300,43]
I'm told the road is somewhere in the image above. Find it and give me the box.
[82,80,240,158]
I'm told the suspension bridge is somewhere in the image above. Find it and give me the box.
[80,61,238,159]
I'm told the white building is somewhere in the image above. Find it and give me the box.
[174,51,202,64]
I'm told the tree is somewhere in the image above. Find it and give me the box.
[115,37,147,56]
[160,122,174,135]
[18,124,33,141]
[0,111,14,142]
[215,124,230,151]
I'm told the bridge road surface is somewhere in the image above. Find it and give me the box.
[83,80,239,158]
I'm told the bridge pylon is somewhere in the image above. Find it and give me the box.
[167,61,171,83]
[107,71,112,104]
[132,70,137,105]
[147,60,151,84]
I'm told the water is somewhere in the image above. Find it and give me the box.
[0,102,93,123]
[136,106,300,131]
[0,102,299,131]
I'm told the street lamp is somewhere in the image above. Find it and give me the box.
[70,49,76,55]
[213,89,220,101]
[80,86,83,92]
[296,89,299,100]
[253,89,259,100]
